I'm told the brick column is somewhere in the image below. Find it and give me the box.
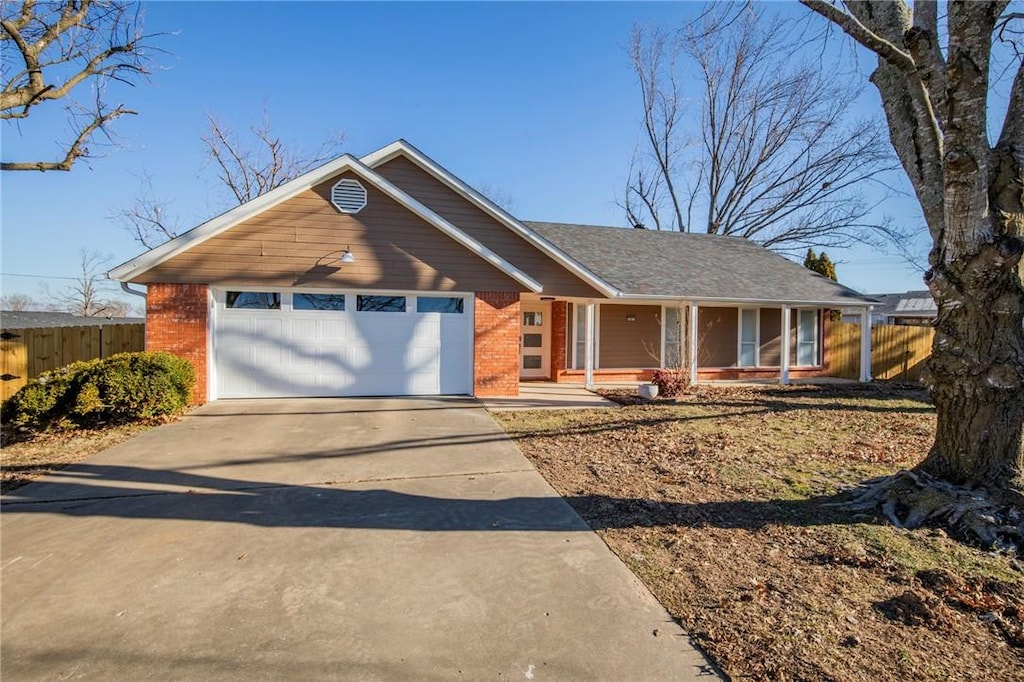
[146,283,209,404]
[473,291,520,397]
[551,300,568,380]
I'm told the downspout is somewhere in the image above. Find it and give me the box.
[120,282,147,298]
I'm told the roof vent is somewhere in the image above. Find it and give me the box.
[331,178,367,214]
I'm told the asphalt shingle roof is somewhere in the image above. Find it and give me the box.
[0,311,143,329]
[524,222,875,306]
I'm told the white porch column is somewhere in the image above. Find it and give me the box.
[859,307,873,382]
[584,301,596,390]
[780,305,791,385]
[688,303,699,385]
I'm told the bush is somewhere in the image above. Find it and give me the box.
[1,351,195,432]
[651,368,689,398]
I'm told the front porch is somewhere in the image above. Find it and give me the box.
[516,298,873,390]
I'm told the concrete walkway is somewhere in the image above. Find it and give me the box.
[2,397,715,680]
[481,382,618,411]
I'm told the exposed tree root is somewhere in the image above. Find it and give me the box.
[843,470,1024,554]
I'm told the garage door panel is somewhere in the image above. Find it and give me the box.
[213,291,471,398]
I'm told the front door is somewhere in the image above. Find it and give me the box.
[520,302,551,379]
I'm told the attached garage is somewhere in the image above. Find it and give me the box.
[211,289,472,399]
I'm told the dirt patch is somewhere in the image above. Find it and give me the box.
[494,383,1023,681]
[1,423,159,493]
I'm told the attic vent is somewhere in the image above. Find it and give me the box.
[331,178,367,214]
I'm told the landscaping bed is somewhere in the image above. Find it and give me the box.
[494,383,1023,681]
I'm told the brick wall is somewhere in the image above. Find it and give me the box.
[146,283,208,404]
[550,301,568,378]
[473,291,520,396]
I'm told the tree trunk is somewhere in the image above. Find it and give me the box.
[921,238,1024,501]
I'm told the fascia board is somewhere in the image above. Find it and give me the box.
[616,293,876,307]
[344,159,543,293]
[108,154,364,281]
[360,140,621,298]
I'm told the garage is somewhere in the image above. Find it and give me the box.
[211,289,473,399]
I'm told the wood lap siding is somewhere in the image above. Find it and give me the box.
[759,308,782,366]
[135,172,523,292]
[698,307,738,367]
[374,157,602,298]
[599,304,661,368]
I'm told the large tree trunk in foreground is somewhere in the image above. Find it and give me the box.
[802,1,1024,544]
[924,240,1024,500]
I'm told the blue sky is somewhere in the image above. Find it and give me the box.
[2,1,933,307]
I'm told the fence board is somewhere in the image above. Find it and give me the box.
[0,323,145,402]
[829,322,934,383]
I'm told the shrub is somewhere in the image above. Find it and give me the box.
[651,368,689,398]
[1,351,195,432]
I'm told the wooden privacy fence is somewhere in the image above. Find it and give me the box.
[830,321,934,383]
[0,324,145,402]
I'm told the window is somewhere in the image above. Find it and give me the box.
[357,295,406,312]
[797,310,819,366]
[664,306,683,368]
[226,292,280,309]
[739,309,758,367]
[523,356,542,369]
[523,333,543,348]
[293,293,346,311]
[416,296,464,314]
[523,311,543,326]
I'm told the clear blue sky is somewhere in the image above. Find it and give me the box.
[1,1,933,308]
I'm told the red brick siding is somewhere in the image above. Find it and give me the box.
[474,291,520,396]
[146,283,208,404]
[551,301,568,377]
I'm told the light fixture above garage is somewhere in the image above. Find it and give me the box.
[339,245,357,264]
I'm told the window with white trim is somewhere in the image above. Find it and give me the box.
[739,309,758,367]
[797,309,819,366]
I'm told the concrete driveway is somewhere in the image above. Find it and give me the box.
[2,398,715,680]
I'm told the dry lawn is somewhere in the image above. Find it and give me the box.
[1,423,154,493]
[494,384,1024,682]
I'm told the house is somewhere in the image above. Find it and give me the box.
[841,290,936,327]
[109,140,875,403]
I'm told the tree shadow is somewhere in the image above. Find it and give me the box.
[1,461,867,533]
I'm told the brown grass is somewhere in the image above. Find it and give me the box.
[1,423,154,493]
[494,384,1024,682]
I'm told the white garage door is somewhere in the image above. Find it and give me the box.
[212,289,473,399]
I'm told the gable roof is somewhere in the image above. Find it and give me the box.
[524,222,875,306]
[108,153,542,292]
[361,140,620,298]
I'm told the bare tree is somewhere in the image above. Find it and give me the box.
[112,171,180,248]
[201,107,345,205]
[0,293,42,311]
[802,1,1024,547]
[117,108,345,247]
[44,250,133,316]
[625,5,899,253]
[1,0,162,171]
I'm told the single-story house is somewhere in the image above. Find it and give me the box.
[0,311,144,329]
[109,139,875,403]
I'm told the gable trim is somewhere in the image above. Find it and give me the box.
[360,140,622,298]
[108,154,543,292]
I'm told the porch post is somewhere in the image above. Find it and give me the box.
[859,307,872,382]
[584,301,595,390]
[780,305,791,385]
[688,303,699,385]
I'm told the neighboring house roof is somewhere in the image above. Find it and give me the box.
[107,152,543,293]
[0,311,143,329]
[524,222,874,306]
[851,290,935,318]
